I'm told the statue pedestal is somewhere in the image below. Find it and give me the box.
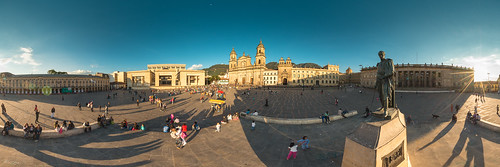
[373,108,399,120]
[342,108,411,167]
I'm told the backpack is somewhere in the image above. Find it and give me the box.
[163,126,169,133]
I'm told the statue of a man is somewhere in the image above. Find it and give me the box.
[375,51,396,116]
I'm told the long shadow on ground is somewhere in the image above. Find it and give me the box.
[0,126,161,166]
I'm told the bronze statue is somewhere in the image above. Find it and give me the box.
[375,51,396,116]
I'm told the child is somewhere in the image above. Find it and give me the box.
[251,121,255,131]
[192,122,200,131]
[287,142,298,160]
[215,122,221,132]
[297,136,310,150]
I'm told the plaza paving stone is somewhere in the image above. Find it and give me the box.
[0,87,498,166]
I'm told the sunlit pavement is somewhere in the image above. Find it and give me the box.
[0,88,499,166]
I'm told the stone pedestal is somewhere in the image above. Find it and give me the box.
[342,108,411,167]
[373,108,399,120]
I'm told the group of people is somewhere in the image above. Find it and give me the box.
[97,115,113,128]
[222,112,240,124]
[245,109,259,116]
[467,109,481,124]
[53,120,76,134]
[120,119,144,131]
[170,124,188,149]
[1,121,14,136]
[287,136,311,160]
[164,114,193,149]
[21,123,43,141]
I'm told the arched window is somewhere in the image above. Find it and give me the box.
[258,59,261,64]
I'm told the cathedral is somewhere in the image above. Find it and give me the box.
[228,41,340,86]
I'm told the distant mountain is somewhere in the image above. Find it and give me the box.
[294,63,322,69]
[203,64,228,76]
[266,62,278,70]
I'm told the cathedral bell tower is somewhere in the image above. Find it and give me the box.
[229,48,237,71]
[255,40,266,66]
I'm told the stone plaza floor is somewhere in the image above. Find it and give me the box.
[0,87,499,166]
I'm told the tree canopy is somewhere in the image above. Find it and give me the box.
[47,69,68,74]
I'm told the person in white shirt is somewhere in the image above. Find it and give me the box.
[251,121,256,130]
[215,123,221,132]
[287,142,298,160]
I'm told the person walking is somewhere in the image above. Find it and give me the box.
[497,104,499,115]
[50,107,55,118]
[215,122,221,132]
[287,142,298,160]
[77,102,81,111]
[34,105,40,123]
[251,121,256,131]
[137,99,140,106]
[1,103,6,113]
[105,105,109,116]
[180,131,187,148]
[297,136,310,150]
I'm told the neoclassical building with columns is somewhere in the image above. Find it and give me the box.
[126,64,205,89]
[0,72,110,94]
[360,63,474,91]
[228,41,340,86]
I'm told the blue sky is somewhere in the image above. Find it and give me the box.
[0,0,499,81]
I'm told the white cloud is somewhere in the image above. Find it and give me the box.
[188,64,203,70]
[90,64,98,68]
[0,47,41,67]
[13,47,41,66]
[69,70,93,75]
[448,54,500,81]
[0,57,12,65]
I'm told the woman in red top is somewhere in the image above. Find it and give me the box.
[182,123,187,133]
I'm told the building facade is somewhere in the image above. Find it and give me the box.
[474,81,499,93]
[0,72,110,94]
[339,67,361,85]
[126,64,205,89]
[111,71,127,89]
[228,41,340,86]
[360,63,474,91]
[263,70,278,85]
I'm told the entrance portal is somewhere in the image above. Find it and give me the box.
[283,78,288,85]
[316,80,320,86]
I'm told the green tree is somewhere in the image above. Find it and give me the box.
[47,69,68,75]
[47,69,56,74]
